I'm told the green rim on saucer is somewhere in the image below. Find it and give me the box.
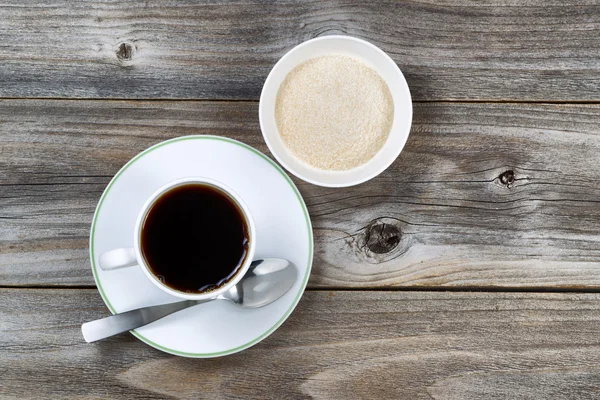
[89,135,313,357]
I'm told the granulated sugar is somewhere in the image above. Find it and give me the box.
[275,55,394,171]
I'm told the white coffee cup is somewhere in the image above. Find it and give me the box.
[98,176,256,301]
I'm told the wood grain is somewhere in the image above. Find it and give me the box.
[1,289,600,399]
[1,100,600,289]
[2,0,600,101]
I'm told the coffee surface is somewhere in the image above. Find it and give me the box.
[141,184,249,294]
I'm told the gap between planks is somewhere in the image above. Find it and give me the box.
[2,97,600,105]
[4,285,600,294]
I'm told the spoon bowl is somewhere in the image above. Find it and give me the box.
[221,257,296,307]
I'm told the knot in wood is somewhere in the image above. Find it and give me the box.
[499,170,515,187]
[116,42,135,61]
[364,221,401,254]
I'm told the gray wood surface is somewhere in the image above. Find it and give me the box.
[3,0,600,398]
[1,100,599,289]
[2,289,600,399]
[2,0,600,101]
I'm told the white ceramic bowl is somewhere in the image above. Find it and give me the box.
[259,35,412,187]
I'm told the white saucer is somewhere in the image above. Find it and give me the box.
[89,136,313,357]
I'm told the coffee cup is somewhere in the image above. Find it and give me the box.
[98,176,256,301]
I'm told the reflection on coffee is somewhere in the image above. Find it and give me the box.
[141,184,249,294]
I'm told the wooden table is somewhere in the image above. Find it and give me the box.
[2,1,600,398]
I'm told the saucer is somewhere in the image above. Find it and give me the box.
[89,135,313,357]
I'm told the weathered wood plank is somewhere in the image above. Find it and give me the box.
[2,0,600,101]
[1,289,600,399]
[1,100,600,288]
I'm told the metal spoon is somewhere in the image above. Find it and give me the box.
[81,258,296,343]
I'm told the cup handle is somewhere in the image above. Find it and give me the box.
[98,248,137,271]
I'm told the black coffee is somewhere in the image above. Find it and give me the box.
[141,183,249,294]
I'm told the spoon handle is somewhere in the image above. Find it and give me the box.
[81,299,209,343]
